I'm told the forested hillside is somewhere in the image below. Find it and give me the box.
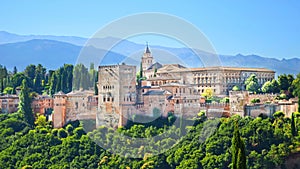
[1,63,300,168]
[0,111,299,169]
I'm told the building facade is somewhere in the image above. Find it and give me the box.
[97,64,136,128]
[0,94,53,115]
[0,44,281,129]
[32,95,53,115]
[141,45,275,96]
[150,66,275,96]
[0,95,19,113]
[229,91,298,118]
[52,90,97,128]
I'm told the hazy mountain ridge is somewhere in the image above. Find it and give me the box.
[0,31,87,46]
[0,31,299,75]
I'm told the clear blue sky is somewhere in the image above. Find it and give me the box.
[0,0,299,59]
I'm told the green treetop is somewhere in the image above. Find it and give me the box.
[245,74,260,93]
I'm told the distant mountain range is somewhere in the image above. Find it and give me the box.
[0,31,299,75]
[0,31,87,46]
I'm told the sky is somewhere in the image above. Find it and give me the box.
[0,0,300,59]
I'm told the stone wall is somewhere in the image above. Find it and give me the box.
[247,93,278,104]
[278,100,299,118]
[229,91,249,116]
[244,104,278,117]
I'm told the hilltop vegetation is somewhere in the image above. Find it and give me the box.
[0,110,300,168]
[0,63,97,97]
[1,64,300,168]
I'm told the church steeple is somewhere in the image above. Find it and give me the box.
[145,42,151,53]
[141,42,153,71]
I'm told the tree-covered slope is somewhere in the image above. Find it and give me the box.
[0,112,299,169]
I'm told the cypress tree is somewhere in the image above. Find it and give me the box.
[298,99,300,113]
[291,112,297,136]
[154,67,157,77]
[94,81,98,95]
[13,66,18,75]
[66,65,73,92]
[94,72,98,95]
[232,121,246,169]
[55,70,61,92]
[49,73,57,96]
[140,62,143,78]
[18,79,35,127]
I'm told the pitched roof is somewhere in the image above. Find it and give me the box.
[157,64,188,73]
[54,91,66,96]
[66,90,94,96]
[160,83,190,87]
[147,62,162,70]
[143,90,165,96]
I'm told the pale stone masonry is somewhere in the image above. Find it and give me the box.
[190,67,275,96]
[150,66,275,96]
[95,45,277,127]
[229,91,298,118]
[97,64,136,128]
[52,90,97,128]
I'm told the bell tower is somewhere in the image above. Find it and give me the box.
[141,43,153,71]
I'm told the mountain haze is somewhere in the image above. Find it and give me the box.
[0,31,299,75]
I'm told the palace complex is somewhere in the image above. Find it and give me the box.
[96,45,276,128]
[1,45,296,129]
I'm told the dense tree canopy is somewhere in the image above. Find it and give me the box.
[262,81,275,93]
[1,64,300,168]
[0,63,97,96]
[0,111,299,169]
[245,74,260,93]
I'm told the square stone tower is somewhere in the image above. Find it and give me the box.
[53,91,67,128]
[97,63,136,128]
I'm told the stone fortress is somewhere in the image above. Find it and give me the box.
[2,44,297,129]
[96,45,276,128]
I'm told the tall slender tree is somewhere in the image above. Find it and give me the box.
[18,79,34,127]
[49,73,57,96]
[292,73,300,112]
[66,65,74,93]
[291,112,297,136]
[0,65,8,93]
[231,121,246,169]
[154,67,157,77]
[140,62,143,78]
[13,66,18,75]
